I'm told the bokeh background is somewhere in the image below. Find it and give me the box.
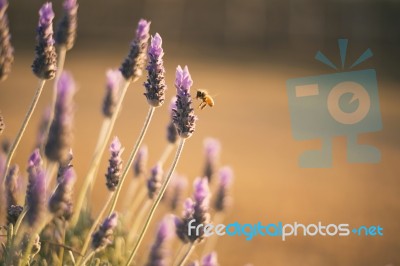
[1,0,400,265]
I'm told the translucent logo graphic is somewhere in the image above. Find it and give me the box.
[287,39,382,168]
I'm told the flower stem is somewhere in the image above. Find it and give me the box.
[79,250,95,266]
[71,78,134,226]
[107,106,155,217]
[176,242,195,266]
[75,192,114,266]
[2,79,46,182]
[125,138,186,266]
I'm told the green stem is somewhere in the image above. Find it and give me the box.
[79,250,95,266]
[107,106,155,217]
[176,242,195,266]
[2,79,46,182]
[57,220,67,266]
[71,78,133,226]
[125,138,186,266]
[75,193,114,266]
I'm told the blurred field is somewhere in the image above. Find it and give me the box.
[1,37,400,265]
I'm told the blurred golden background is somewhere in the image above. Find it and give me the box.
[1,0,400,265]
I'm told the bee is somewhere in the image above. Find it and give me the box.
[196,89,215,110]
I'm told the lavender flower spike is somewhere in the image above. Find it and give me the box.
[102,69,121,118]
[0,0,14,82]
[173,65,197,139]
[133,145,148,178]
[105,137,124,191]
[166,97,178,144]
[214,166,234,212]
[191,177,211,242]
[55,0,78,50]
[170,175,187,211]
[45,71,76,163]
[175,198,195,243]
[147,163,163,199]
[36,106,51,149]
[92,212,118,251]
[49,166,76,220]
[32,2,57,80]
[5,164,19,207]
[120,19,151,81]
[25,149,46,226]
[202,252,219,266]
[146,216,174,266]
[144,33,167,107]
[203,138,221,181]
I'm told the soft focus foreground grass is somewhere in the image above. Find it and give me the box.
[0,42,399,265]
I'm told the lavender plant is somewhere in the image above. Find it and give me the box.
[0,2,239,265]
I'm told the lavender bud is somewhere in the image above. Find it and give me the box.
[202,138,221,182]
[105,137,124,191]
[144,33,167,107]
[25,150,46,226]
[45,71,76,163]
[102,69,121,118]
[1,138,10,153]
[56,149,73,183]
[202,252,219,266]
[120,19,151,81]
[147,163,163,199]
[55,0,78,50]
[175,198,195,243]
[214,167,233,212]
[7,204,23,225]
[133,145,148,178]
[49,166,76,220]
[0,0,13,82]
[146,216,174,266]
[166,97,178,144]
[0,111,4,135]
[91,212,118,251]
[32,2,57,80]
[5,164,19,207]
[172,65,197,139]
[35,106,51,149]
[170,175,187,211]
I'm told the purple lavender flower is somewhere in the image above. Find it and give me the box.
[32,2,57,80]
[102,69,121,118]
[144,33,167,107]
[203,138,221,182]
[202,252,219,266]
[214,167,233,212]
[7,204,23,225]
[45,71,76,163]
[120,19,151,81]
[5,164,19,207]
[175,177,210,243]
[49,166,76,220]
[145,216,174,266]
[91,212,118,251]
[169,175,187,211]
[172,66,197,139]
[25,149,46,226]
[35,106,51,149]
[147,163,163,199]
[133,145,148,178]
[0,0,13,82]
[55,0,78,50]
[175,198,195,243]
[166,97,178,144]
[105,137,124,191]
